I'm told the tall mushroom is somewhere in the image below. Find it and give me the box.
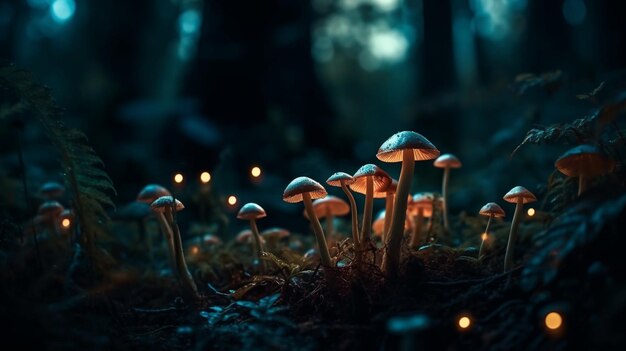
[151,196,200,302]
[502,186,536,272]
[375,179,398,243]
[283,177,332,267]
[408,193,434,248]
[478,202,505,260]
[350,164,391,248]
[377,131,440,279]
[554,144,615,196]
[137,184,173,258]
[237,202,267,268]
[433,154,462,231]
[305,196,350,236]
[326,172,359,248]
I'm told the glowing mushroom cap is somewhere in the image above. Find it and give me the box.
[374,178,398,198]
[434,154,462,169]
[237,202,267,220]
[38,182,65,199]
[349,164,392,195]
[479,202,506,218]
[137,184,171,204]
[150,196,185,212]
[326,172,355,187]
[261,227,291,240]
[38,201,64,217]
[409,192,434,217]
[555,144,615,178]
[283,177,327,203]
[305,196,350,219]
[376,131,440,163]
[503,186,537,204]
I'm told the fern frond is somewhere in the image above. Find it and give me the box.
[0,62,116,267]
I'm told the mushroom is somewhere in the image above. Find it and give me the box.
[326,172,359,248]
[304,196,350,236]
[350,164,391,248]
[237,202,267,268]
[151,196,200,302]
[283,177,332,267]
[554,144,615,196]
[235,229,255,243]
[375,179,398,243]
[377,131,440,279]
[433,154,462,231]
[261,227,290,248]
[37,201,64,236]
[478,202,505,260]
[502,186,536,272]
[408,193,434,248]
[38,181,65,200]
[137,184,173,255]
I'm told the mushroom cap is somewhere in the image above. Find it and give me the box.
[203,234,223,245]
[237,202,267,220]
[503,186,537,204]
[39,182,65,198]
[408,192,434,217]
[479,202,506,218]
[235,229,254,243]
[376,131,440,163]
[261,227,291,239]
[304,196,350,219]
[326,172,355,187]
[555,144,615,177]
[349,164,392,195]
[137,184,172,204]
[283,177,327,203]
[375,179,398,198]
[373,217,385,236]
[150,196,185,212]
[434,154,462,169]
[38,201,64,217]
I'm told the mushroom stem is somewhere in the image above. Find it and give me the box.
[361,176,374,248]
[302,192,332,267]
[409,208,424,247]
[249,218,266,270]
[325,206,334,236]
[154,212,177,272]
[383,192,394,243]
[479,214,493,260]
[504,198,524,272]
[441,167,451,231]
[168,207,200,303]
[383,149,415,279]
[578,174,586,196]
[340,180,359,247]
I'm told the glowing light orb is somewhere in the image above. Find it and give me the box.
[251,166,262,178]
[481,233,488,241]
[227,195,238,206]
[545,312,563,330]
[458,316,471,329]
[61,218,71,228]
[174,173,184,184]
[50,0,75,23]
[527,208,536,217]
[190,246,199,255]
[200,172,211,183]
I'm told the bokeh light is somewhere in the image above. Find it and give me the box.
[458,316,472,329]
[227,195,238,206]
[251,166,262,178]
[481,232,488,241]
[61,218,71,228]
[174,173,184,184]
[200,171,211,183]
[50,0,76,23]
[527,208,535,217]
[545,312,563,330]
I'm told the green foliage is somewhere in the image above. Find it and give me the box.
[0,62,116,267]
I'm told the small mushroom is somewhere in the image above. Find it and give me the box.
[151,196,200,302]
[235,229,254,243]
[38,181,65,200]
[305,196,350,236]
[37,201,64,236]
[326,172,360,249]
[237,203,267,267]
[502,186,536,272]
[137,184,173,255]
[478,202,505,260]
[408,193,434,248]
[261,227,290,247]
[377,131,439,279]
[283,177,332,267]
[554,144,615,196]
[350,164,391,248]
[433,154,462,231]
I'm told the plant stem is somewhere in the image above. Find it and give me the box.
[155,212,177,272]
[361,176,374,248]
[504,198,523,272]
[303,192,332,267]
[383,149,415,280]
[249,218,266,270]
[442,167,450,231]
[168,207,200,303]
